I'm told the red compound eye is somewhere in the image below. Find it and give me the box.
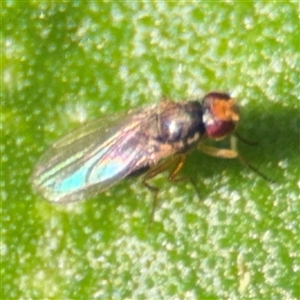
[202,92,240,139]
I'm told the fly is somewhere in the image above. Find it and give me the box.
[31,92,268,203]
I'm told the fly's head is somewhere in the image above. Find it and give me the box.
[202,92,240,140]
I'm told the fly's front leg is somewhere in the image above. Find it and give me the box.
[198,140,271,182]
[198,143,238,159]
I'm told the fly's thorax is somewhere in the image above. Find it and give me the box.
[155,101,205,149]
[202,92,240,140]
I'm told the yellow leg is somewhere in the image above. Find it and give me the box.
[198,143,238,159]
[143,154,187,184]
[198,142,272,182]
[167,154,186,181]
[142,154,187,223]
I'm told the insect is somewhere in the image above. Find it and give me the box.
[32,92,266,203]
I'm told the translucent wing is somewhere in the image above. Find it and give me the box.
[32,106,158,203]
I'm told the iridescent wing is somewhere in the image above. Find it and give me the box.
[32,105,158,203]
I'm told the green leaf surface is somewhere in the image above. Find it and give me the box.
[2,2,299,299]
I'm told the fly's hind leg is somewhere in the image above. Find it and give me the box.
[142,154,187,222]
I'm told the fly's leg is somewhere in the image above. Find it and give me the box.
[198,141,272,182]
[142,154,187,222]
[234,132,258,146]
[166,153,186,182]
[142,154,187,186]
[198,143,239,159]
[166,154,201,199]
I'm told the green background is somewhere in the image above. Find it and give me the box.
[2,2,299,299]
